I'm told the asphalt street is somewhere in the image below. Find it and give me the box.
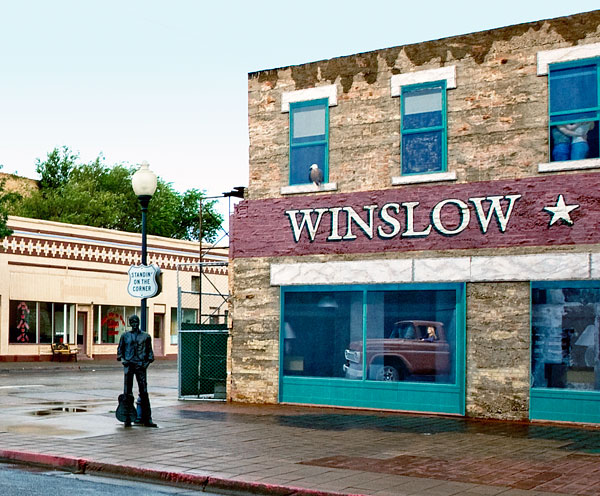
[0,463,224,495]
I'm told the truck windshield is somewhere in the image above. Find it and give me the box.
[392,323,416,339]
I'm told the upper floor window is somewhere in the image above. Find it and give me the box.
[538,43,600,172]
[281,85,337,191]
[548,58,599,163]
[401,81,446,174]
[391,66,456,184]
[289,99,329,185]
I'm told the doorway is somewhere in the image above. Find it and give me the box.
[77,311,87,356]
[153,314,164,356]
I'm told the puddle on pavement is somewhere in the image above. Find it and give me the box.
[39,399,107,405]
[30,406,88,416]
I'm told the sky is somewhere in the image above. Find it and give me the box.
[1,1,599,222]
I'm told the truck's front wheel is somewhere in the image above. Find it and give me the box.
[376,365,401,381]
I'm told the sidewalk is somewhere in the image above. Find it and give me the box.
[0,366,600,495]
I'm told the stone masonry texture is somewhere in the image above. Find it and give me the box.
[231,11,600,420]
[466,282,531,420]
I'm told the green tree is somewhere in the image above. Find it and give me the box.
[0,166,22,239]
[11,148,223,242]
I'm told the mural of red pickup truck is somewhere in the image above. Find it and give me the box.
[343,320,451,381]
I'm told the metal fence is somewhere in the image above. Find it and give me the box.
[177,262,229,400]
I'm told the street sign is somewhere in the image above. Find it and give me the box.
[127,264,162,298]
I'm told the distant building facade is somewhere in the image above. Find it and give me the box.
[231,11,600,424]
[0,216,227,361]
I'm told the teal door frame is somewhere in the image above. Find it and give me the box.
[279,283,466,415]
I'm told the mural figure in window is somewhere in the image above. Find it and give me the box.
[15,302,30,343]
[116,315,157,427]
[552,122,595,161]
[548,59,599,162]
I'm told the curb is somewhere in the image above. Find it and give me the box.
[0,450,363,496]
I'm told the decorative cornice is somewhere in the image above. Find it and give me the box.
[1,235,228,275]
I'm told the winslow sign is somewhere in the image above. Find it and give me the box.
[285,194,525,242]
[231,173,600,259]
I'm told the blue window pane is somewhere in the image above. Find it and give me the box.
[282,291,363,379]
[532,286,600,391]
[292,105,326,141]
[402,87,443,130]
[550,65,598,114]
[403,111,442,130]
[290,144,326,185]
[402,131,442,174]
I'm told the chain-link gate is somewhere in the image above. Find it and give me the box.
[177,262,228,400]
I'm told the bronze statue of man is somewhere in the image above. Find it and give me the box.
[117,315,157,427]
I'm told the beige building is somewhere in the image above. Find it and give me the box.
[0,215,228,361]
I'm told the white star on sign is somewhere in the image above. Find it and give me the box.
[543,194,579,226]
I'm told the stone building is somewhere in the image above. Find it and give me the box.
[0,215,228,361]
[231,10,600,424]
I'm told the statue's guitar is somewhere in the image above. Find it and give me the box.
[115,393,137,424]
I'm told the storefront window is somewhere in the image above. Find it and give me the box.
[9,300,36,343]
[282,287,458,383]
[282,291,363,378]
[99,305,138,344]
[53,305,65,343]
[280,284,464,414]
[39,303,52,343]
[532,284,600,391]
[364,290,456,383]
[10,301,77,344]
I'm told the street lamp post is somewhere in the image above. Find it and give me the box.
[131,161,157,334]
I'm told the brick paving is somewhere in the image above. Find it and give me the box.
[2,401,600,495]
[1,363,600,495]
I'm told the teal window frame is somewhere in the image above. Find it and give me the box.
[530,280,600,424]
[548,57,600,162]
[279,282,465,415]
[400,80,447,175]
[289,98,329,185]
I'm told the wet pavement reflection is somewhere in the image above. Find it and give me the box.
[176,409,600,453]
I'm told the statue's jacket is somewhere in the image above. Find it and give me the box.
[117,330,154,367]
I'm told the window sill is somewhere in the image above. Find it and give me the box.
[281,183,338,195]
[538,158,600,173]
[391,171,457,186]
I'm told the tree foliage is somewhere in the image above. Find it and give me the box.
[10,147,222,242]
[0,166,22,239]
